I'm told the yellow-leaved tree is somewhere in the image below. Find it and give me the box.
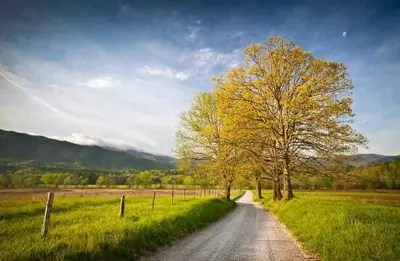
[176,92,241,200]
[215,36,367,200]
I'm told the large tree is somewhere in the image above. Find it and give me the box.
[216,36,367,200]
[176,92,240,200]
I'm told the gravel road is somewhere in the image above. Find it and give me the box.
[139,191,306,261]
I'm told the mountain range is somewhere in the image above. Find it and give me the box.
[351,154,399,167]
[0,129,398,171]
[0,129,176,170]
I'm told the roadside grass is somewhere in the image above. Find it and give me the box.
[255,190,400,261]
[0,195,235,261]
[231,190,245,200]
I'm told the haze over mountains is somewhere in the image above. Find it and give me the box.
[0,129,398,171]
[0,129,175,170]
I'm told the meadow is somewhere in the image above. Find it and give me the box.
[256,190,400,261]
[0,189,241,261]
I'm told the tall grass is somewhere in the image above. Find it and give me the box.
[0,195,235,261]
[256,191,400,261]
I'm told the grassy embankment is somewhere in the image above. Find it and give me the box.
[255,190,400,261]
[0,192,237,261]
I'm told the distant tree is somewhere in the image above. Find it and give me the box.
[41,173,55,187]
[24,175,39,187]
[0,174,12,188]
[175,175,185,186]
[81,177,89,188]
[126,175,134,189]
[54,173,65,188]
[71,174,81,188]
[96,176,105,188]
[41,173,64,188]
[108,175,117,188]
[12,173,25,188]
[115,175,126,186]
[135,171,153,188]
[161,175,172,186]
[182,176,193,188]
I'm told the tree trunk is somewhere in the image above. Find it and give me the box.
[282,159,294,200]
[273,177,282,201]
[225,182,231,201]
[257,179,263,199]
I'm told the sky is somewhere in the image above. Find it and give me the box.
[0,0,399,156]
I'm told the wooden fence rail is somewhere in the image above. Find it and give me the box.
[40,188,223,236]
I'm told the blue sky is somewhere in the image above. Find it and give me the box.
[0,0,399,155]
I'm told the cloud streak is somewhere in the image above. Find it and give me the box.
[139,66,190,81]
[80,77,121,89]
[0,69,71,118]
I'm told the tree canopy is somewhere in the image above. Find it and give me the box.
[176,36,367,200]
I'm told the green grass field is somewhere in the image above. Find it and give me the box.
[255,190,400,261]
[0,192,238,261]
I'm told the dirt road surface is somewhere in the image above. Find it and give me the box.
[139,190,306,261]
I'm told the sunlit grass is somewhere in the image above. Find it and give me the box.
[255,190,400,261]
[0,194,235,261]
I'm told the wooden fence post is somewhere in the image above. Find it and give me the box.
[120,195,125,218]
[193,189,195,198]
[152,191,156,209]
[200,189,202,197]
[171,189,174,205]
[183,189,186,201]
[42,192,54,237]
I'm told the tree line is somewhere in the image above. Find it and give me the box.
[176,36,367,200]
[0,168,216,189]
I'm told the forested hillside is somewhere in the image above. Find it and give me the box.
[0,129,175,170]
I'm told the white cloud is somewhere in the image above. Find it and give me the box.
[181,48,241,75]
[54,133,97,146]
[188,26,200,39]
[80,77,121,89]
[139,66,190,81]
[188,20,203,39]
[52,133,139,150]
[194,48,240,68]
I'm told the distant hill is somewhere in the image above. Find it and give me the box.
[353,154,399,166]
[0,129,175,170]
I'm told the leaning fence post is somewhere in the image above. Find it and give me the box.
[120,195,125,218]
[152,191,156,209]
[183,189,186,201]
[171,189,175,205]
[42,192,54,237]
[193,189,195,199]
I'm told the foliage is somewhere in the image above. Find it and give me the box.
[290,157,400,190]
[176,92,242,200]
[349,157,400,189]
[177,35,367,201]
[134,171,154,188]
